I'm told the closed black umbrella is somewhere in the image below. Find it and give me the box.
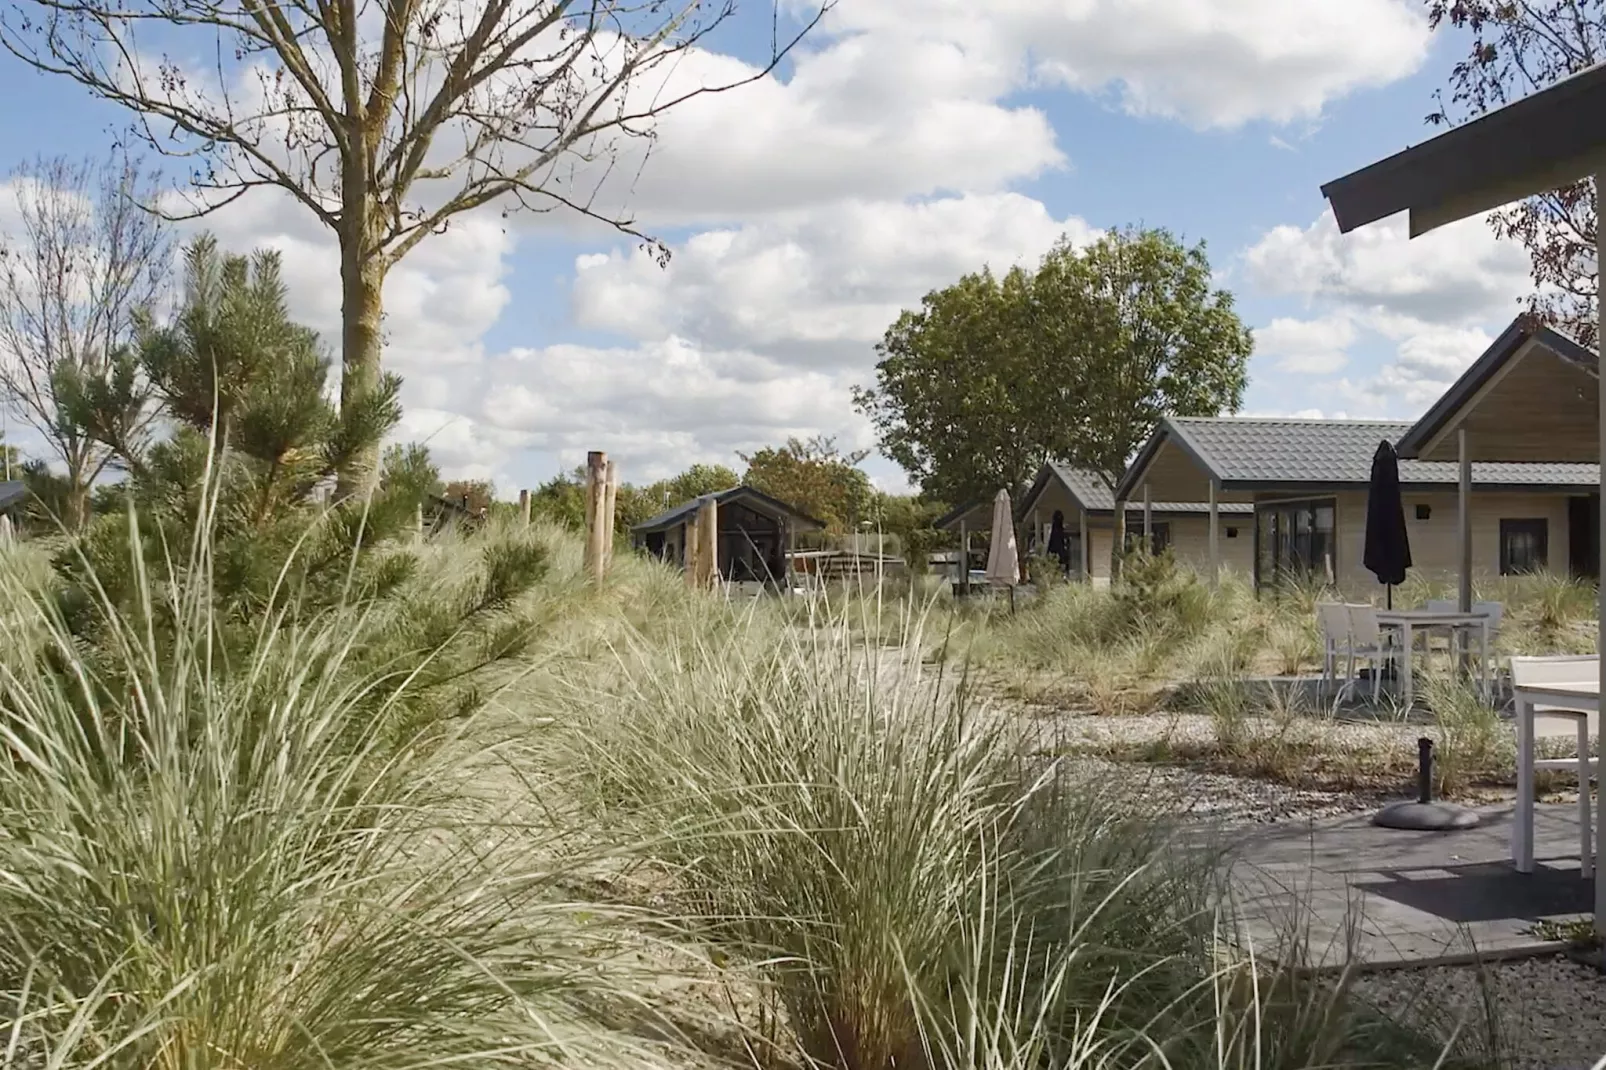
[1046,510,1072,575]
[1363,439,1412,609]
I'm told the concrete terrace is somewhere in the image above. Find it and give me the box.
[1226,803,1595,971]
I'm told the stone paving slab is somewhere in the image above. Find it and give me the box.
[1221,803,1594,970]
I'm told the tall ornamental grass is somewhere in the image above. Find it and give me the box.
[549,591,1472,1070]
[0,503,650,1069]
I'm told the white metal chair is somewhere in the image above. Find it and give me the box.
[1316,602,1352,700]
[1509,655,1599,878]
[1472,600,1504,698]
[1335,604,1397,704]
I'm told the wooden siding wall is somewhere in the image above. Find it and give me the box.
[1423,346,1599,462]
[1270,489,1581,597]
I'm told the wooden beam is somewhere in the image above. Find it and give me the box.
[584,451,608,580]
[959,520,970,594]
[1078,510,1089,582]
[1595,170,1605,938]
[1143,484,1152,542]
[1208,480,1220,587]
[1458,429,1473,614]
[601,460,619,574]
[518,488,531,527]
[697,498,720,589]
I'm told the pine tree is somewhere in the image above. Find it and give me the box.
[50,235,549,750]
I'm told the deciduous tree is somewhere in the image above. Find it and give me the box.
[0,152,170,530]
[1033,228,1252,574]
[1424,0,1605,346]
[740,435,872,534]
[854,267,1043,509]
[0,0,826,495]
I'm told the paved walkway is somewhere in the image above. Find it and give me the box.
[1225,803,1594,970]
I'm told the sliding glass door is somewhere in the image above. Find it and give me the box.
[1255,498,1336,590]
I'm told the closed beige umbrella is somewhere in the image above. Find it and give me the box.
[985,489,1018,588]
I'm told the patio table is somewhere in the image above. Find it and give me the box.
[1375,609,1490,708]
[1511,678,1598,874]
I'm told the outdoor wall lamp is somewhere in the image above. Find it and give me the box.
[1415,504,1431,521]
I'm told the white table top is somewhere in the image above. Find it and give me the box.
[1375,609,1490,625]
[1513,680,1599,701]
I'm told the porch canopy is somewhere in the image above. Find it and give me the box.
[1320,58,1606,932]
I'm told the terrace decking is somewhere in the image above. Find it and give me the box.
[1225,803,1595,971]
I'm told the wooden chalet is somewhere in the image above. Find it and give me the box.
[631,486,824,587]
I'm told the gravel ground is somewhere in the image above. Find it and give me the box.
[1056,752,1382,824]
[1354,955,1606,1070]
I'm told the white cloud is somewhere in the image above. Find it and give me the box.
[1242,208,1535,412]
[1252,315,1356,375]
[1244,209,1533,326]
[571,193,1097,368]
[805,0,1429,129]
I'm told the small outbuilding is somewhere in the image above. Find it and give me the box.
[631,486,824,586]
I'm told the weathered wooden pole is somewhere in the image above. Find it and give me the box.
[683,513,701,587]
[697,497,720,588]
[414,503,424,544]
[601,460,619,572]
[584,451,609,580]
[518,488,531,526]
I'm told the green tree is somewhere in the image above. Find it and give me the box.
[1424,1,1604,348]
[443,479,495,516]
[380,443,443,505]
[854,266,1044,509]
[1033,228,1252,575]
[873,493,948,571]
[740,436,873,535]
[55,234,548,742]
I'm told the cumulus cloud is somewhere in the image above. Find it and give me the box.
[1252,315,1356,375]
[803,0,1429,129]
[1241,208,1534,412]
[571,193,1097,368]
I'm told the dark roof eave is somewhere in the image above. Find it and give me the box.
[1321,61,1606,236]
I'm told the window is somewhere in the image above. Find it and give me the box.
[1499,519,1549,576]
[1124,522,1171,556]
[1255,499,1336,589]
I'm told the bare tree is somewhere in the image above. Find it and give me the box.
[1425,1,1606,347]
[0,0,827,495]
[0,153,170,530]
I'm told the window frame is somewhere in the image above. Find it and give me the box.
[1253,496,1338,591]
[1498,517,1550,576]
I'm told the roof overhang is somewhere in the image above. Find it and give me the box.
[933,497,995,532]
[1396,319,1598,462]
[1115,420,1226,502]
[1321,61,1606,237]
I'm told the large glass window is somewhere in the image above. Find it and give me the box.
[1255,499,1336,589]
[1123,521,1171,556]
[1499,518,1549,576]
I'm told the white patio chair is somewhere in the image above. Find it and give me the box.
[1345,604,1398,704]
[1472,601,1504,698]
[1419,598,1458,659]
[1316,602,1351,700]
[1509,655,1599,878]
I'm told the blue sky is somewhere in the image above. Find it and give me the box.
[0,0,1547,497]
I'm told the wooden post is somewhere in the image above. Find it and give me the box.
[414,502,424,544]
[1208,479,1220,587]
[1143,483,1152,544]
[601,460,619,573]
[697,497,719,588]
[584,451,608,580]
[1078,510,1089,582]
[959,520,970,594]
[1594,173,1605,935]
[518,488,531,526]
[1458,428,1473,614]
[683,516,700,587]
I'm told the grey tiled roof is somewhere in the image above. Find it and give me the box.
[0,480,24,510]
[632,486,825,533]
[1035,463,1252,514]
[1169,417,1600,487]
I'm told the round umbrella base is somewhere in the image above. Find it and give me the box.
[1371,800,1481,831]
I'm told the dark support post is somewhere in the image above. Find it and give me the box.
[1417,737,1434,804]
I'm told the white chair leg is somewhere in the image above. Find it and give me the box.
[1371,653,1382,704]
[1579,719,1593,880]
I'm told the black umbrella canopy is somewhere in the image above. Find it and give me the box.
[1363,440,1412,591]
